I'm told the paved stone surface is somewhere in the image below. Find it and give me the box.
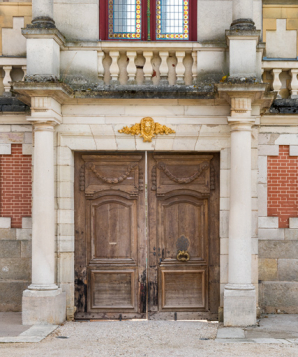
[217,327,245,339]
[245,314,298,340]
[1,319,298,356]
[0,313,30,337]
[0,325,58,343]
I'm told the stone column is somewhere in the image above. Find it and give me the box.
[231,0,255,30]
[22,98,66,325]
[224,97,256,327]
[32,0,55,28]
[30,122,57,291]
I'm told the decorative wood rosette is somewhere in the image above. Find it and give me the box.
[118,117,175,142]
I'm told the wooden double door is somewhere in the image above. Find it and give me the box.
[74,152,219,320]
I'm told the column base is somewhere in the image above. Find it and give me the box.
[224,284,256,327]
[22,288,66,325]
[230,18,256,30]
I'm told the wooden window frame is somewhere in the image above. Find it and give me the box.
[99,0,197,41]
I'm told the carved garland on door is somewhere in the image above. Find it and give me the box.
[80,164,85,191]
[155,161,209,185]
[88,163,138,184]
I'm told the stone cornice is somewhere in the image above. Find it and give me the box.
[22,27,66,47]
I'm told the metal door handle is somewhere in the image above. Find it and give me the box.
[177,250,190,262]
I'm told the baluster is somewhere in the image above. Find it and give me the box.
[22,66,27,81]
[159,51,169,85]
[271,68,282,98]
[143,51,153,85]
[109,51,120,84]
[290,69,298,99]
[97,50,105,85]
[192,51,198,85]
[127,51,137,85]
[3,66,12,94]
[261,68,264,83]
[176,51,185,85]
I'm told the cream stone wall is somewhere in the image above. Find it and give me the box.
[263,4,298,58]
[53,100,259,319]
[53,0,99,41]
[0,2,31,56]
[196,0,262,42]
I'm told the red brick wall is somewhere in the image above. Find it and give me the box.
[0,144,32,228]
[268,145,298,228]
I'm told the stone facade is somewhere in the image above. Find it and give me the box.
[0,0,297,326]
[0,121,32,312]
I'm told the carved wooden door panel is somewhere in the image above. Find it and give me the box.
[75,152,219,320]
[75,153,146,319]
[147,153,220,320]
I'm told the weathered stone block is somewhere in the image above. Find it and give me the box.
[285,229,298,240]
[0,241,21,258]
[22,217,32,229]
[259,241,298,259]
[0,258,31,280]
[22,289,66,325]
[260,282,298,313]
[258,258,278,281]
[0,282,29,312]
[224,287,256,326]
[21,241,32,258]
[278,259,298,282]
[16,229,32,240]
[0,229,16,240]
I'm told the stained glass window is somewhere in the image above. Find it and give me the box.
[156,0,189,40]
[108,0,142,39]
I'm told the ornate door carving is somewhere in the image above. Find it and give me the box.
[75,153,146,319]
[148,153,220,320]
[75,152,219,320]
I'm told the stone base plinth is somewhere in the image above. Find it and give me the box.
[22,288,66,325]
[224,284,256,327]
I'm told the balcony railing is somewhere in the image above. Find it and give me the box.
[262,61,298,99]
[94,42,202,86]
[0,57,26,96]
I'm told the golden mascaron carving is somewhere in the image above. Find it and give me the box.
[118,117,176,142]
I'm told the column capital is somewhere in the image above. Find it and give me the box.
[32,121,58,132]
[228,117,255,131]
[27,97,62,125]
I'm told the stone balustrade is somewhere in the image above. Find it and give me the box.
[98,43,198,86]
[0,58,27,95]
[262,61,298,99]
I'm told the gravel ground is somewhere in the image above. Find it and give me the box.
[1,320,298,357]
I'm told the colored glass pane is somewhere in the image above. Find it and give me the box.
[156,0,189,40]
[108,0,142,39]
